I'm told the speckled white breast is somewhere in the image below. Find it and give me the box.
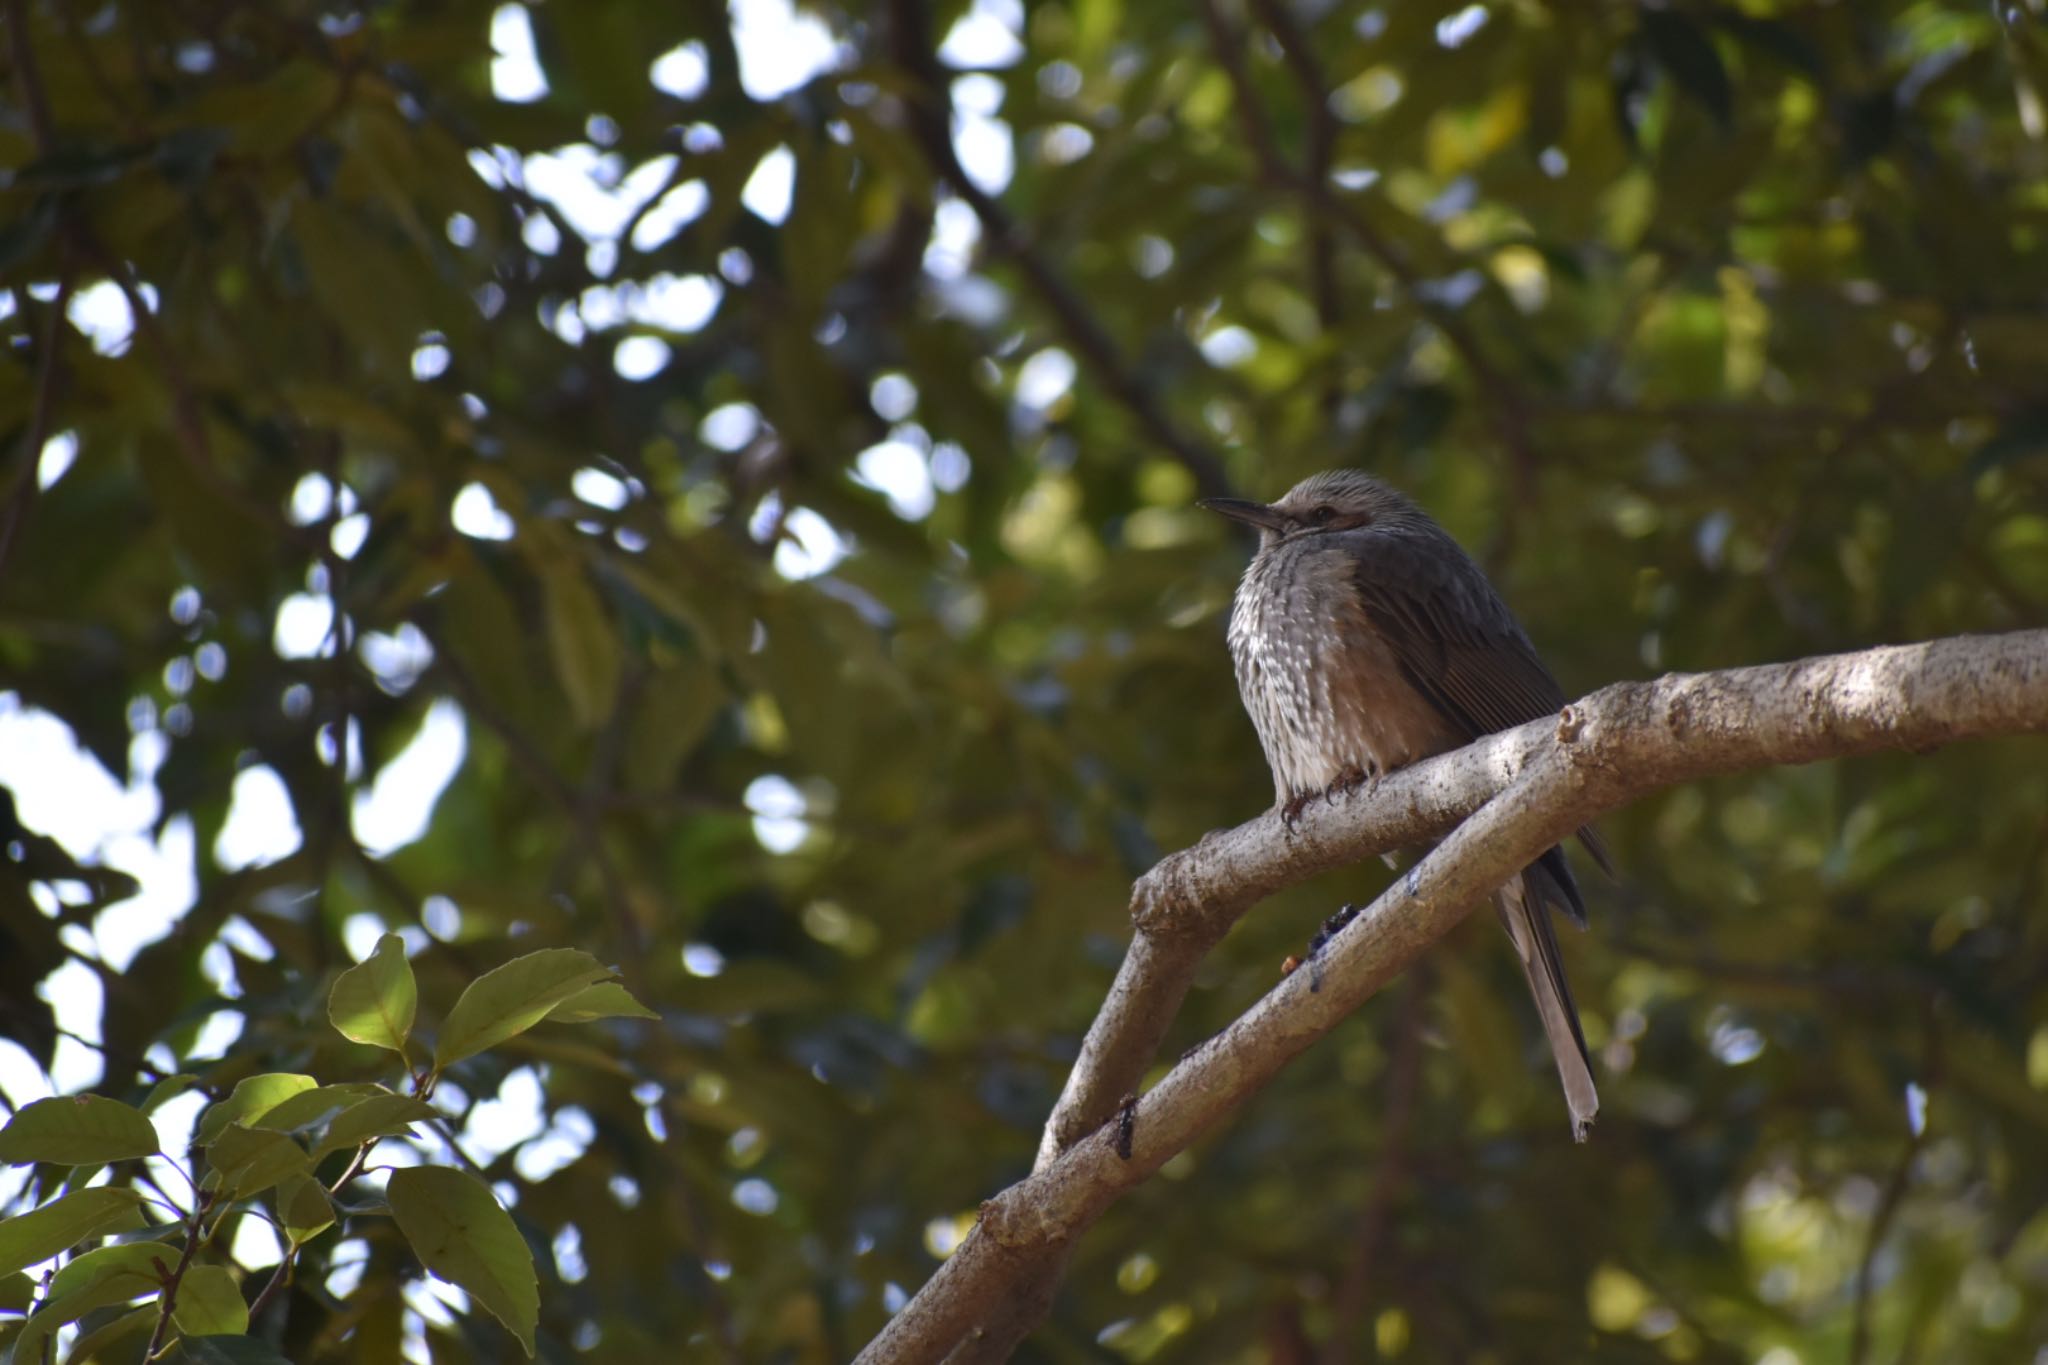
[1227,540,1461,804]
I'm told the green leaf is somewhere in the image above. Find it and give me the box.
[276,1174,336,1247]
[0,1095,161,1165]
[433,949,617,1069]
[310,1093,439,1159]
[539,556,621,730]
[248,1084,386,1138]
[0,1271,33,1314]
[545,982,658,1024]
[328,933,418,1054]
[163,1335,298,1365]
[48,1243,166,1299]
[205,1124,310,1201]
[170,1264,249,1337]
[14,1244,165,1365]
[61,1303,156,1360]
[140,1074,202,1114]
[387,1167,537,1356]
[195,1075,318,1146]
[0,1186,147,1277]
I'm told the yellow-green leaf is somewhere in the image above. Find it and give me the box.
[433,949,616,1069]
[0,1186,147,1278]
[0,1095,161,1165]
[545,982,658,1024]
[328,934,417,1054]
[387,1167,537,1355]
[195,1076,318,1146]
[170,1264,248,1337]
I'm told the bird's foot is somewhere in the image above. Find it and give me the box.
[1302,903,1363,993]
[1325,764,1376,803]
[1281,791,1312,827]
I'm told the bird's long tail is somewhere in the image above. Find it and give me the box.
[1493,864,1598,1142]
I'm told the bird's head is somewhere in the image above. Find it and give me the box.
[1199,469,1418,547]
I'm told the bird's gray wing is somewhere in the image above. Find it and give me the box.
[1337,525,1613,897]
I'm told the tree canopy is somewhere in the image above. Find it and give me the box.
[2,0,2047,1361]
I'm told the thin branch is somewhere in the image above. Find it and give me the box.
[882,0,1233,499]
[0,0,71,586]
[1202,0,1536,511]
[4,0,54,152]
[1850,1007,1941,1365]
[143,1191,215,1358]
[861,629,2048,1362]
[1245,0,1340,417]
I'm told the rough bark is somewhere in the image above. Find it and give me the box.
[856,630,2048,1364]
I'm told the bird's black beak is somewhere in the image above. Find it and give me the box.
[1198,497,1289,533]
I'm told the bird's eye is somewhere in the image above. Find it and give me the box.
[1310,505,1337,526]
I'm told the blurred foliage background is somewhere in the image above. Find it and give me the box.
[3,0,2048,1360]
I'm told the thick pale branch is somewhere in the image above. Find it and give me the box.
[860,630,2048,1364]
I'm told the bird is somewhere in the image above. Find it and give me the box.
[1202,468,1610,1140]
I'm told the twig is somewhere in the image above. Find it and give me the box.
[245,1247,295,1322]
[1202,0,1537,515]
[882,0,1233,499]
[1849,1009,1941,1365]
[1245,0,1341,417]
[143,1191,215,1358]
[0,0,71,585]
[4,0,54,151]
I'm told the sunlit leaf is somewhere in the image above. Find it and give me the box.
[0,1095,160,1165]
[195,1076,319,1146]
[544,981,658,1024]
[328,933,418,1054]
[432,949,617,1069]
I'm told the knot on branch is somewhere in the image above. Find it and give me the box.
[977,1191,1064,1251]
[1555,704,1585,746]
[1131,843,1208,936]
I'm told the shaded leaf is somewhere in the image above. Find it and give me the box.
[13,1244,164,1365]
[310,1093,440,1159]
[170,1264,249,1337]
[276,1174,336,1246]
[206,1124,310,1200]
[0,1187,147,1278]
[387,1167,537,1355]
[164,1336,298,1365]
[539,556,621,730]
